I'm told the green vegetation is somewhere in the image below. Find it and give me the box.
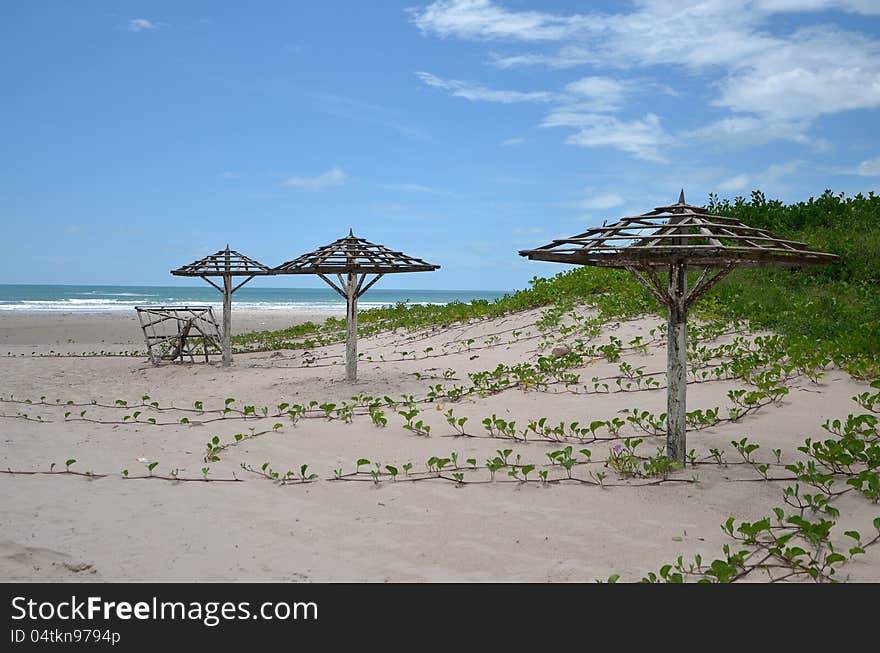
[703,190,880,357]
[234,190,878,367]
[230,265,654,351]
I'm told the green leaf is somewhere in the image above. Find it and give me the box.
[849,546,865,556]
[65,459,76,468]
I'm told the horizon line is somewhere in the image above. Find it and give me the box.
[0,282,513,293]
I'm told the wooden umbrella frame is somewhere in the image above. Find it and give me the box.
[273,230,439,381]
[519,191,839,465]
[170,246,272,367]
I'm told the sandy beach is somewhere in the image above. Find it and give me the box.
[1,308,877,582]
[0,310,336,355]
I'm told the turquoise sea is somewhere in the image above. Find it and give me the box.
[0,284,510,313]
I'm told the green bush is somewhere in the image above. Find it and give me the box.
[704,190,880,355]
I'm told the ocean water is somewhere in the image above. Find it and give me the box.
[0,284,510,313]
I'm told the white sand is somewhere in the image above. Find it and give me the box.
[0,310,334,355]
[0,308,877,582]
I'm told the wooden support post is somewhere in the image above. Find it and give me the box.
[222,274,232,368]
[666,262,687,465]
[346,271,358,382]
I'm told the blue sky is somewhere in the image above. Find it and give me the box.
[1,1,878,290]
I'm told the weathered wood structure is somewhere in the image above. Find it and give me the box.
[273,230,439,381]
[135,306,223,365]
[170,247,271,367]
[519,191,838,465]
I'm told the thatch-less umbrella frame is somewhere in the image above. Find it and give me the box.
[519,191,839,465]
[170,246,272,367]
[273,230,439,381]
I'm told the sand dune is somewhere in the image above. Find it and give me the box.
[0,308,877,582]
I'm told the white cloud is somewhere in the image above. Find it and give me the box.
[64,225,81,233]
[717,174,751,192]
[855,158,880,176]
[282,167,348,190]
[685,116,815,146]
[713,27,880,122]
[501,137,525,146]
[128,18,160,32]
[564,76,630,112]
[412,1,880,148]
[410,0,591,42]
[716,160,802,193]
[417,70,653,155]
[832,157,880,176]
[541,111,671,162]
[416,71,555,103]
[488,46,596,69]
[572,193,625,210]
[755,0,880,14]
